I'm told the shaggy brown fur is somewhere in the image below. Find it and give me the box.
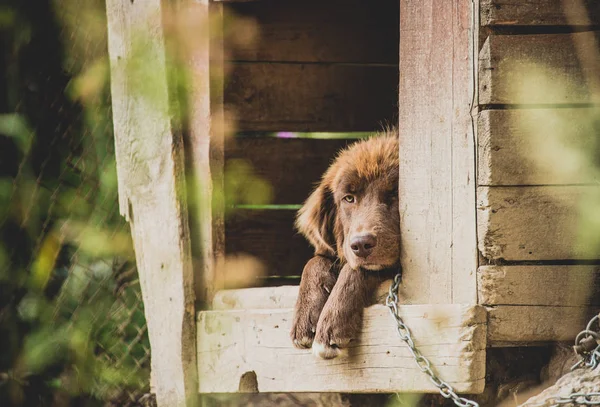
[290,129,400,359]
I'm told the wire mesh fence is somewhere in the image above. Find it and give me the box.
[0,1,151,406]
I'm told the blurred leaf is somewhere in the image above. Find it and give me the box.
[30,232,62,292]
[0,114,34,153]
[0,6,16,28]
[22,324,68,373]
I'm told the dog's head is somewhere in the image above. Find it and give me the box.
[296,131,400,271]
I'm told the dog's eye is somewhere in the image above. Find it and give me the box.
[343,195,355,203]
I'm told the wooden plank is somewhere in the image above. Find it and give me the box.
[225,63,398,132]
[211,281,394,310]
[225,137,352,205]
[105,0,197,405]
[478,109,600,186]
[224,209,311,285]
[479,32,600,105]
[478,265,600,306]
[178,0,226,305]
[398,0,478,304]
[487,305,598,345]
[212,286,299,310]
[481,0,600,27]
[197,304,487,393]
[477,186,600,261]
[224,0,398,64]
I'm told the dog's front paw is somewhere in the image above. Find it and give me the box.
[290,306,319,349]
[290,257,337,349]
[312,304,357,359]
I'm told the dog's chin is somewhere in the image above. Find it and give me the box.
[347,257,398,271]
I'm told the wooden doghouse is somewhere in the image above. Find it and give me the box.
[105,0,600,406]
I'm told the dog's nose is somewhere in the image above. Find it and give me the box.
[350,234,377,258]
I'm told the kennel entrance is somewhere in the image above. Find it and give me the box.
[105,0,600,405]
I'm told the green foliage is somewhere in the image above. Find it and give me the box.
[0,1,148,406]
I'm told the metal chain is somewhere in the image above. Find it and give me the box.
[526,313,600,407]
[386,272,600,407]
[385,273,480,407]
[571,314,600,371]
[529,393,600,407]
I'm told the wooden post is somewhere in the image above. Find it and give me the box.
[398,0,478,304]
[181,0,225,306]
[105,1,197,406]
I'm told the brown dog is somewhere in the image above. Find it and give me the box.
[290,129,400,359]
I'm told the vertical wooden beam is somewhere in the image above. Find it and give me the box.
[178,0,225,306]
[105,1,197,406]
[398,0,478,304]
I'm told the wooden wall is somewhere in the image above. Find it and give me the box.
[222,0,399,287]
[478,0,600,345]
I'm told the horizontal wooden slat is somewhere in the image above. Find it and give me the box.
[481,0,600,27]
[225,0,398,64]
[212,280,394,310]
[226,137,351,204]
[477,186,600,260]
[211,286,598,349]
[212,286,299,309]
[225,209,310,285]
[478,109,600,186]
[487,305,597,345]
[225,63,398,132]
[197,304,486,393]
[479,33,600,105]
[478,265,600,306]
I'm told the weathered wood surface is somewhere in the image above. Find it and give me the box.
[398,0,477,304]
[181,0,226,305]
[225,0,398,64]
[226,137,353,205]
[211,280,394,310]
[225,209,311,284]
[521,364,600,407]
[211,286,597,347]
[479,32,600,105]
[478,265,600,306]
[197,304,487,393]
[212,286,299,310]
[477,186,600,260]
[478,109,600,186]
[481,0,600,27]
[487,305,597,345]
[105,0,197,405]
[226,63,398,132]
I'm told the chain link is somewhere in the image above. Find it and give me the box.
[385,273,480,407]
[386,272,600,407]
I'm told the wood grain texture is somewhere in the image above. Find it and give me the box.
[225,209,311,284]
[197,305,487,393]
[481,0,600,27]
[477,186,600,260]
[522,363,600,407]
[211,281,394,310]
[479,32,600,105]
[478,109,600,186]
[182,0,226,304]
[398,0,477,304]
[211,286,598,347]
[105,0,197,405]
[226,137,352,205]
[478,265,600,306]
[487,305,597,345]
[212,286,300,310]
[225,63,398,132]
[224,0,398,64]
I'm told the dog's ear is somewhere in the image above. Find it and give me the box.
[295,181,337,258]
